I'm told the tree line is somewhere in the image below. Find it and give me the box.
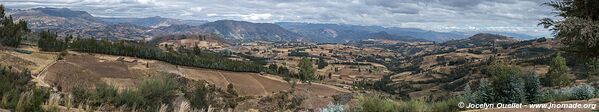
[36,32,266,73]
[0,5,29,47]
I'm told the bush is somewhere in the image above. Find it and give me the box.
[487,64,526,103]
[136,76,179,109]
[523,74,542,103]
[90,83,118,106]
[429,97,464,112]
[189,85,210,109]
[542,89,571,102]
[571,84,595,100]
[353,95,399,112]
[320,103,344,112]
[352,95,464,112]
[542,84,597,102]
[475,79,494,103]
[69,75,180,111]
[114,89,144,109]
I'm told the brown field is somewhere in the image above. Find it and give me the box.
[33,51,348,109]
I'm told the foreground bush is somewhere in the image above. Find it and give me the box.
[543,84,597,102]
[0,66,50,112]
[70,75,180,111]
[351,95,464,112]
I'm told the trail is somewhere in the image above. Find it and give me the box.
[257,74,350,93]
[245,74,269,95]
[216,71,231,85]
[32,60,57,88]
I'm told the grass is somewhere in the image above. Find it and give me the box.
[350,95,465,112]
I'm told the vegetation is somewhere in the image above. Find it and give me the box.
[475,79,494,103]
[0,5,29,47]
[37,31,67,52]
[523,73,543,103]
[540,0,599,58]
[545,53,571,87]
[350,95,464,112]
[68,38,265,72]
[70,75,179,111]
[543,84,597,102]
[487,64,526,103]
[297,57,315,81]
[317,57,328,69]
[0,65,50,112]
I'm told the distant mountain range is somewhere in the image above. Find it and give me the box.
[276,22,466,42]
[442,33,520,48]
[6,7,537,43]
[101,16,208,28]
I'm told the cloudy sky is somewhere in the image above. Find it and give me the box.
[2,0,554,37]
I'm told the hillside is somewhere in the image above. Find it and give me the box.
[0,46,348,111]
[442,33,520,48]
[277,22,466,42]
[101,16,208,28]
[198,20,304,42]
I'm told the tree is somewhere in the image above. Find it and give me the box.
[540,0,599,59]
[298,57,315,81]
[37,31,66,52]
[476,79,494,103]
[487,64,525,103]
[545,53,571,87]
[317,58,328,69]
[463,83,476,103]
[0,5,29,47]
[523,73,542,104]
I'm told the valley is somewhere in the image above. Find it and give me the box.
[1,1,599,112]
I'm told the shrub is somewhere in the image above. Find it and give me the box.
[136,76,179,109]
[429,97,464,112]
[90,83,118,106]
[353,95,399,112]
[476,79,494,103]
[487,64,526,103]
[542,88,571,102]
[523,73,542,103]
[542,84,597,102]
[189,84,210,109]
[114,89,144,109]
[571,84,595,100]
[320,103,344,112]
[462,83,476,103]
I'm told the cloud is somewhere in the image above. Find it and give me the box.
[1,0,554,37]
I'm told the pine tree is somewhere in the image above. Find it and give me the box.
[476,79,494,103]
[463,83,476,103]
[0,5,29,47]
[523,73,542,104]
[545,53,571,87]
[540,0,599,58]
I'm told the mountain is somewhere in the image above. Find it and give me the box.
[365,31,430,42]
[101,16,208,28]
[6,7,534,43]
[276,22,466,42]
[8,8,107,32]
[199,20,304,41]
[442,33,519,48]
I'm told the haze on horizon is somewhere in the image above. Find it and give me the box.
[2,0,553,37]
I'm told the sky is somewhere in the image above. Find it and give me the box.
[2,0,554,37]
